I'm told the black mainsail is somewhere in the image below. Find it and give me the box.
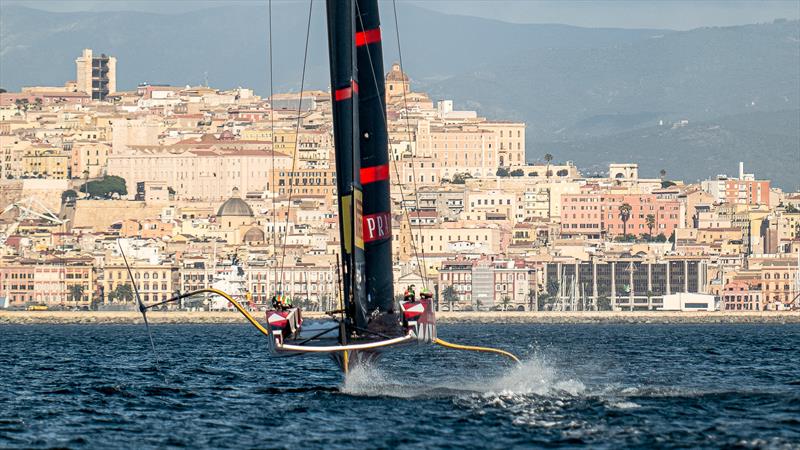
[327,0,393,333]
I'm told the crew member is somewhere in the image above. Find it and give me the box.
[419,288,433,301]
[403,285,416,303]
[271,294,280,310]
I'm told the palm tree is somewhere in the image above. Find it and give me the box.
[659,169,667,181]
[645,214,656,237]
[68,284,85,304]
[442,285,458,311]
[544,153,553,180]
[619,203,633,238]
[500,295,512,311]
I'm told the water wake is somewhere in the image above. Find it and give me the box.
[340,354,585,399]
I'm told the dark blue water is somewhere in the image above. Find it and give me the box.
[1,323,798,449]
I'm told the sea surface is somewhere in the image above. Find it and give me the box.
[1,323,799,449]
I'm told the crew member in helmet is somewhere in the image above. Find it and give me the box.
[403,284,416,303]
[419,288,433,301]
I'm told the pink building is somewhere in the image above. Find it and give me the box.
[561,193,681,239]
[721,280,761,311]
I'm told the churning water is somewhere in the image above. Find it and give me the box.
[1,323,798,449]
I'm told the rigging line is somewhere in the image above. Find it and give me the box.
[268,0,278,297]
[354,1,428,290]
[391,0,429,289]
[278,0,314,294]
[117,239,160,372]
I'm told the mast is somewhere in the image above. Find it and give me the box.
[326,0,368,330]
[355,0,394,316]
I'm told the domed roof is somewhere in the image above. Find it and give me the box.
[216,188,254,217]
[386,63,409,82]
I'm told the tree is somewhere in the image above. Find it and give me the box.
[14,98,29,111]
[659,169,667,180]
[500,295,512,311]
[442,285,458,311]
[645,214,656,237]
[597,296,612,311]
[544,153,553,180]
[112,284,134,303]
[618,203,633,237]
[528,171,539,177]
[68,284,85,303]
[661,180,676,188]
[0,88,6,94]
[451,173,472,184]
[655,233,667,243]
[785,203,799,213]
[556,169,568,177]
[79,175,128,198]
[509,169,524,177]
[61,189,78,203]
[496,167,509,177]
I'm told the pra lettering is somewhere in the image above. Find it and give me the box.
[413,322,436,342]
[363,212,392,243]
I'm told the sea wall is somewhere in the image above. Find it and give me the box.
[1,310,799,325]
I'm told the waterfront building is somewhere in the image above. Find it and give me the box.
[543,257,708,311]
[560,192,681,239]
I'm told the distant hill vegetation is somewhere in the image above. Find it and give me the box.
[538,110,800,190]
[1,5,797,187]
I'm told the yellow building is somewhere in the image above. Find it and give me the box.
[22,146,69,179]
[102,261,177,305]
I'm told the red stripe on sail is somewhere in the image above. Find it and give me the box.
[360,164,389,184]
[334,81,359,102]
[355,28,381,47]
[362,211,392,243]
[335,87,352,101]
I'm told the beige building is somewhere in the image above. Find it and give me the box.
[398,219,504,260]
[107,147,292,201]
[0,134,26,179]
[70,141,110,179]
[415,118,525,179]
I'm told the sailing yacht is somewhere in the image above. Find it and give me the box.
[126,0,518,374]
[265,0,436,372]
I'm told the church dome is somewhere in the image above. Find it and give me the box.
[216,187,254,217]
[386,63,409,82]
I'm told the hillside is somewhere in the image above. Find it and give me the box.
[537,110,800,189]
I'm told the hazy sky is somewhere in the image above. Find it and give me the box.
[3,0,799,30]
